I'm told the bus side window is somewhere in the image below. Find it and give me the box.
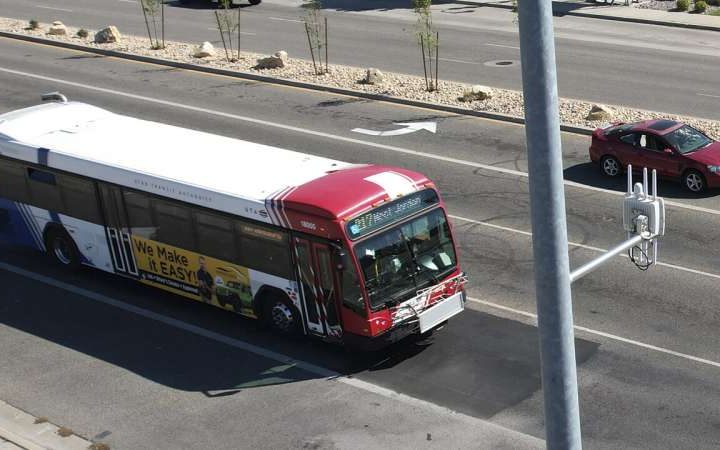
[123,190,157,240]
[26,168,63,213]
[0,159,30,203]
[235,222,292,279]
[152,199,196,251]
[340,252,365,317]
[57,174,101,223]
[194,210,237,263]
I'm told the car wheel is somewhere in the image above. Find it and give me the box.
[682,170,706,193]
[45,228,81,269]
[600,155,621,177]
[264,295,300,335]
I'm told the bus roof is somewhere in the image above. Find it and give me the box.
[0,101,431,231]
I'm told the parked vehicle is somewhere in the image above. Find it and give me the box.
[589,119,720,193]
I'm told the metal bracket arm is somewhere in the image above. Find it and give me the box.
[569,234,644,283]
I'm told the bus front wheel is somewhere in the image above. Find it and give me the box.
[264,295,300,335]
[45,228,81,270]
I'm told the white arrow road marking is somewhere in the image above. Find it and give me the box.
[352,121,437,137]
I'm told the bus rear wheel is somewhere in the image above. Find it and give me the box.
[264,295,300,335]
[45,228,81,270]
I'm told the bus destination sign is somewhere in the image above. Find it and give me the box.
[346,189,439,240]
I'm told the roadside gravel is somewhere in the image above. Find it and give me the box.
[2,17,720,139]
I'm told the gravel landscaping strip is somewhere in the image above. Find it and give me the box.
[2,16,720,139]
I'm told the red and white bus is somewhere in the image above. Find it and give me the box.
[0,95,466,349]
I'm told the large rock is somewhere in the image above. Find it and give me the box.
[193,41,215,58]
[94,26,121,44]
[255,51,288,69]
[461,85,493,102]
[364,68,384,85]
[47,21,67,36]
[586,104,613,121]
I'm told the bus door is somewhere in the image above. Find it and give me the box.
[293,237,341,337]
[99,184,138,277]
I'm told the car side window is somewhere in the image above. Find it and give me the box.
[619,133,637,146]
[641,134,666,152]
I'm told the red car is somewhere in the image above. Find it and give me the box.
[589,119,720,193]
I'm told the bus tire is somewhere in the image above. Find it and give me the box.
[263,294,300,335]
[45,227,81,270]
[249,0,262,4]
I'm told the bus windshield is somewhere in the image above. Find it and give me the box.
[354,208,457,310]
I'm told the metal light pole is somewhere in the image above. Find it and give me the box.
[516,0,582,448]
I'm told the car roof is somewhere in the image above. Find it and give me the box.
[632,119,685,135]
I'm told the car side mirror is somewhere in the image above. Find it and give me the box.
[663,148,674,155]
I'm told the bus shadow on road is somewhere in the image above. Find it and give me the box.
[333,309,599,418]
[0,249,598,417]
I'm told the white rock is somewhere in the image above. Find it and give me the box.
[364,68,384,85]
[94,25,121,44]
[256,50,288,69]
[47,21,67,35]
[193,41,215,58]
[461,85,493,102]
[586,104,613,121]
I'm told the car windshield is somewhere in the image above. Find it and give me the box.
[354,208,457,310]
[664,125,713,154]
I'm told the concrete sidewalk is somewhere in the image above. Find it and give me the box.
[458,0,720,31]
[0,401,94,450]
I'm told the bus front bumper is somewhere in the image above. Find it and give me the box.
[344,291,466,351]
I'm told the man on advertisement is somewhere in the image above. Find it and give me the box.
[197,255,214,303]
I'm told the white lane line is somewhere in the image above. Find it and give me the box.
[35,5,73,12]
[0,66,718,219]
[269,16,304,23]
[118,0,137,3]
[469,296,720,369]
[485,43,520,50]
[0,260,543,442]
[438,57,482,65]
[450,214,720,281]
[697,93,720,99]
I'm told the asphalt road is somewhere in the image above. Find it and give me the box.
[1,38,720,449]
[1,0,719,121]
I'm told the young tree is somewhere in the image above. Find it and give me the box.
[303,0,328,75]
[412,0,439,92]
[140,0,165,49]
[214,0,241,62]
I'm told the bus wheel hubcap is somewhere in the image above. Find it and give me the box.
[271,303,294,331]
[53,238,72,265]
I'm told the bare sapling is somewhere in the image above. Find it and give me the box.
[412,0,439,92]
[302,0,328,75]
[140,0,165,49]
[215,0,240,62]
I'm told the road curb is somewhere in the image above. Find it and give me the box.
[0,30,594,136]
[0,400,95,450]
[454,0,720,32]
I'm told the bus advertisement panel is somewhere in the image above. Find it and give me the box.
[130,235,256,317]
